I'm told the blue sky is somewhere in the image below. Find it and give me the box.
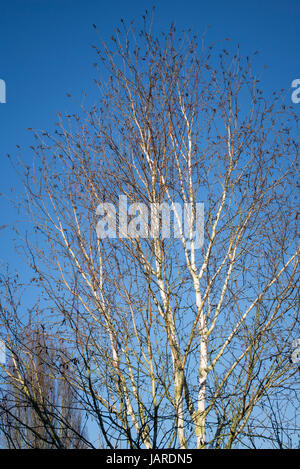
[0,0,299,269]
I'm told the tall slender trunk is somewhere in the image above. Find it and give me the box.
[196,335,207,448]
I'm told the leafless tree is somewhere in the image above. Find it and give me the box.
[0,278,90,448]
[1,13,299,448]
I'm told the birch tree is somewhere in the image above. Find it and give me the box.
[1,14,299,448]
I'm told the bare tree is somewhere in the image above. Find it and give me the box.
[0,278,89,448]
[2,13,299,448]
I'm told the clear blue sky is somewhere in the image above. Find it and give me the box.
[0,0,299,269]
